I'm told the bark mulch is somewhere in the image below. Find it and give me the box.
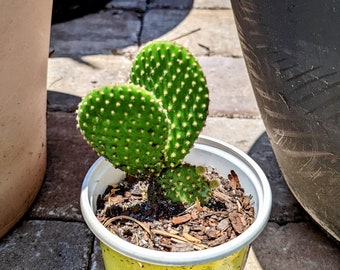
[96,167,255,252]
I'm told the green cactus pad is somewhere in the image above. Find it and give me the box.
[130,40,209,167]
[157,164,211,204]
[77,84,170,175]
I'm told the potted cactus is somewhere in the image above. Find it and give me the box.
[78,41,272,269]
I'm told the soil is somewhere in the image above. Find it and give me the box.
[96,167,255,252]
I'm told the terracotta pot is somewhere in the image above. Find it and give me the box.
[80,136,272,269]
[0,0,52,238]
[231,0,340,241]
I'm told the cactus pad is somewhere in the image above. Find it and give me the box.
[77,84,170,175]
[77,41,213,205]
[130,40,209,167]
[157,164,212,204]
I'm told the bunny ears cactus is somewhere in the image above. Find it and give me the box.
[77,40,211,204]
[130,41,209,167]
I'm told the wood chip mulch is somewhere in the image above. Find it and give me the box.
[96,167,255,252]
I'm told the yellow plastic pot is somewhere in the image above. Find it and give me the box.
[80,136,272,269]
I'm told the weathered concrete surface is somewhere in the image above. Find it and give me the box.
[0,220,93,270]
[194,0,232,9]
[199,56,259,117]
[29,112,98,222]
[106,0,147,11]
[90,238,105,270]
[147,0,193,9]
[202,117,265,153]
[249,222,340,270]
[142,9,242,57]
[47,55,132,97]
[50,10,141,57]
[47,56,258,117]
[51,6,241,57]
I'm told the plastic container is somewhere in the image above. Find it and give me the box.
[80,135,272,269]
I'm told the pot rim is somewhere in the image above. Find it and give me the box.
[80,135,272,266]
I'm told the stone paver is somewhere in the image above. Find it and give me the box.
[147,0,232,10]
[47,91,82,112]
[202,117,265,153]
[148,0,193,9]
[105,0,147,11]
[0,220,93,270]
[47,55,133,97]
[194,0,232,9]
[90,238,105,270]
[250,222,340,270]
[29,112,97,221]
[199,56,259,117]
[142,9,242,57]
[47,56,257,117]
[50,10,141,57]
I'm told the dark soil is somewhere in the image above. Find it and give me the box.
[96,167,255,252]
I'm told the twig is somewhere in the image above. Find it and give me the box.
[103,215,151,235]
[152,229,208,250]
[171,28,201,41]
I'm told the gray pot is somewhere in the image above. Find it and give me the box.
[231,0,340,241]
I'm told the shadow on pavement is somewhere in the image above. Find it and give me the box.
[47,90,81,112]
[50,1,194,58]
[52,0,112,24]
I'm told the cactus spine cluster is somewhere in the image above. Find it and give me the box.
[77,40,212,204]
[157,164,211,204]
[77,84,169,175]
[130,41,209,167]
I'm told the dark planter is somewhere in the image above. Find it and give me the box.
[231,0,340,241]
